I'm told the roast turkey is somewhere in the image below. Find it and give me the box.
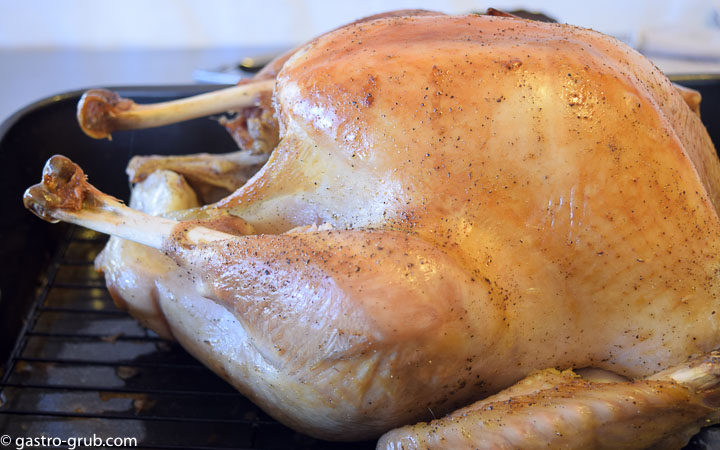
[24,11,720,447]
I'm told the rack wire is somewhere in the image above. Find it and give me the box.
[0,226,374,449]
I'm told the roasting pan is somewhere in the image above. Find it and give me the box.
[1,78,719,449]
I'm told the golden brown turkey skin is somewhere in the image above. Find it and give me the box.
[87,14,720,441]
[222,9,443,151]
[378,365,720,449]
[210,14,720,376]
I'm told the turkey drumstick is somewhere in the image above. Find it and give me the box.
[379,351,720,449]
[77,79,274,140]
[23,155,233,247]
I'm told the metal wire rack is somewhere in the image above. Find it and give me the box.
[0,225,374,449]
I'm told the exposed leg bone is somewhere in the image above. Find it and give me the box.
[23,155,233,248]
[378,351,720,449]
[77,79,275,139]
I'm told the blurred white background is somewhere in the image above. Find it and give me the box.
[1,0,720,123]
[0,0,718,49]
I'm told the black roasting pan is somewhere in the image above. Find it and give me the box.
[0,78,719,448]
